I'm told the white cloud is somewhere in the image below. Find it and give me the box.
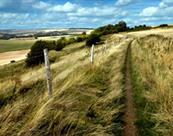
[116,0,135,6]
[140,0,173,17]
[0,13,30,24]
[33,1,50,9]
[140,7,158,16]
[47,2,77,12]
[67,6,126,17]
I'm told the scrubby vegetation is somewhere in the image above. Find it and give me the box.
[85,21,151,47]
[86,33,101,47]
[159,24,168,27]
[131,34,173,136]
[26,35,87,67]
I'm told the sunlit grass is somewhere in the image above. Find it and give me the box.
[132,34,173,136]
[0,36,128,135]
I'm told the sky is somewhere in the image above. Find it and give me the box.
[0,0,173,29]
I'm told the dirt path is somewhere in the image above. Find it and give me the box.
[123,42,138,136]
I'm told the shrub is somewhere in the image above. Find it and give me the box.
[48,50,58,63]
[25,41,47,66]
[25,38,69,67]
[56,37,67,51]
[159,24,168,27]
[86,33,101,47]
[76,35,87,42]
[47,41,57,50]
[67,37,76,44]
[82,31,86,35]
[11,60,16,63]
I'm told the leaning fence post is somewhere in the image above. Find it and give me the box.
[44,49,52,97]
[90,44,94,63]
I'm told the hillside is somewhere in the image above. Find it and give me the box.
[0,28,173,136]
[0,34,130,135]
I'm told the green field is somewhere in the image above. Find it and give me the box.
[0,39,36,53]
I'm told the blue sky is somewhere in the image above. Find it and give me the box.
[0,0,173,29]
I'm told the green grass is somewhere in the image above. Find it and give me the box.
[131,64,157,136]
[0,39,36,53]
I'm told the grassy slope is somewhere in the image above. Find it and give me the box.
[0,35,128,136]
[0,40,36,53]
[131,35,173,136]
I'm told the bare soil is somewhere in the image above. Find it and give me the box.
[0,50,29,65]
[123,42,138,136]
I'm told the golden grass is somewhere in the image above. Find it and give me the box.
[0,36,129,136]
[132,34,173,135]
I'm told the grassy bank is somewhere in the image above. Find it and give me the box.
[131,35,173,136]
[0,35,128,135]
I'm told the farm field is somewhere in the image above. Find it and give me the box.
[0,49,29,65]
[0,39,35,53]
[0,28,173,136]
[37,35,72,40]
[0,35,74,53]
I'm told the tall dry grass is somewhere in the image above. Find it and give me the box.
[0,36,129,136]
[131,34,173,136]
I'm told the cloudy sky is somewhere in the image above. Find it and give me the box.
[0,0,173,29]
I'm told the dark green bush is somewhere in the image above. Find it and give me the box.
[25,41,47,66]
[25,37,71,66]
[76,35,87,42]
[56,37,67,51]
[67,37,76,44]
[86,33,101,47]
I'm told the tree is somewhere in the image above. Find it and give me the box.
[55,37,67,51]
[82,31,86,35]
[86,33,100,47]
[117,21,127,32]
[25,41,47,66]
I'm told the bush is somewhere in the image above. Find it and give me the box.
[67,37,76,44]
[76,35,87,42]
[25,41,47,66]
[86,33,101,47]
[25,35,87,67]
[159,24,168,27]
[56,37,67,51]
[48,50,58,63]
[11,60,16,63]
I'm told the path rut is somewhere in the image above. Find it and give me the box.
[123,42,138,136]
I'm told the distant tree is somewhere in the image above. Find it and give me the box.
[159,24,168,27]
[82,31,86,35]
[117,21,127,32]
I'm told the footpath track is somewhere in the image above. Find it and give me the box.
[123,41,138,136]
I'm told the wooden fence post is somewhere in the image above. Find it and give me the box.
[44,49,52,97]
[90,44,94,63]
